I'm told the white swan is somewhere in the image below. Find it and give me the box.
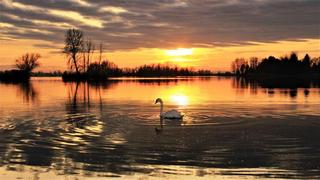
[155,98,183,119]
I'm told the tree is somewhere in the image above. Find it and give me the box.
[82,39,95,72]
[289,52,298,62]
[302,54,311,72]
[232,58,247,75]
[15,53,40,73]
[99,42,103,65]
[249,57,259,71]
[302,54,311,65]
[311,57,320,71]
[64,29,84,74]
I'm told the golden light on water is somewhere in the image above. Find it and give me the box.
[170,94,189,106]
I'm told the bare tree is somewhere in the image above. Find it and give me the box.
[83,39,95,72]
[232,58,247,74]
[15,53,41,72]
[64,29,84,74]
[99,42,103,65]
[249,57,259,70]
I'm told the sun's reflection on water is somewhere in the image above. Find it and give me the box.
[170,94,189,106]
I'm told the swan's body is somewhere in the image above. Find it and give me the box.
[161,109,182,119]
[155,98,183,119]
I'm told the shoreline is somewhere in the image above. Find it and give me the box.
[1,71,319,83]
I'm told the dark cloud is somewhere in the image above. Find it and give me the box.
[0,0,319,50]
[33,43,63,49]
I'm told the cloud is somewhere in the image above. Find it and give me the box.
[67,0,92,7]
[99,6,128,14]
[0,0,319,50]
[49,9,103,28]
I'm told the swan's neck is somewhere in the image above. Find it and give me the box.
[159,102,163,116]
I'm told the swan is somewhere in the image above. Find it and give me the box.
[155,98,183,119]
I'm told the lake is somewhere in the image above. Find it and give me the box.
[0,77,319,179]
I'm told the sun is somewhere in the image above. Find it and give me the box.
[165,48,193,56]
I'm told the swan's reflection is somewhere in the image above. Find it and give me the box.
[155,117,183,134]
[155,117,164,134]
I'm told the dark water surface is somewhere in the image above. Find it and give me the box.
[0,77,319,179]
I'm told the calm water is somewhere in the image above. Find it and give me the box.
[0,77,319,179]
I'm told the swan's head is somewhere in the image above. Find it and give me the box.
[155,98,163,104]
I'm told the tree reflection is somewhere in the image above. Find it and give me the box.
[233,77,320,98]
[1,81,39,104]
[65,81,117,115]
[19,82,38,103]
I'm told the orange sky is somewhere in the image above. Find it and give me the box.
[0,38,319,72]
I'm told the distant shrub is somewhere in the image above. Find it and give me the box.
[15,53,40,73]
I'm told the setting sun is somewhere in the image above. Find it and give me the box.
[165,48,193,56]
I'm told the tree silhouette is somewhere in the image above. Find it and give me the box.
[61,29,213,81]
[249,57,259,72]
[232,58,248,75]
[311,57,320,71]
[289,52,298,62]
[302,54,311,71]
[64,29,84,74]
[15,53,40,73]
[82,39,95,72]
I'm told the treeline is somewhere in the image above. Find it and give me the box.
[119,64,212,77]
[133,64,212,77]
[63,61,213,81]
[62,28,213,81]
[231,52,320,76]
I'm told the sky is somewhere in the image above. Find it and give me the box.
[0,0,319,71]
